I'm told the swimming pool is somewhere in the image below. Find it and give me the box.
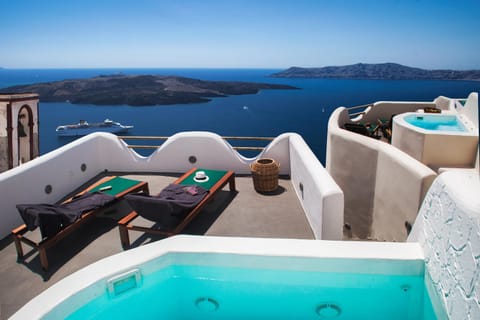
[404,114,467,132]
[11,236,445,320]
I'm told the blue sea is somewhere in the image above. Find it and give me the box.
[0,68,478,163]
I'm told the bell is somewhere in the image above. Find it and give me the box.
[18,121,27,137]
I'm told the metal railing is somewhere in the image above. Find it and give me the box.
[346,103,373,118]
[117,135,275,152]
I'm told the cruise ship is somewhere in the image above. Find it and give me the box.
[55,119,133,136]
[0,92,478,319]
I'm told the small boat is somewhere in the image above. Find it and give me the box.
[56,119,133,137]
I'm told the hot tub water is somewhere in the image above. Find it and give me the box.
[64,264,438,320]
[404,114,467,132]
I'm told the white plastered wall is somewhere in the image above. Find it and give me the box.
[352,101,436,124]
[327,107,437,241]
[0,131,343,239]
[456,92,479,128]
[408,171,480,320]
[96,131,291,175]
[456,92,479,169]
[290,134,344,240]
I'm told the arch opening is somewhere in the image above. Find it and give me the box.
[17,105,33,165]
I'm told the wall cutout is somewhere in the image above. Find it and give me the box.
[299,182,304,200]
[44,185,52,194]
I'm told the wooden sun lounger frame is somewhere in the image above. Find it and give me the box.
[118,168,236,249]
[12,176,149,270]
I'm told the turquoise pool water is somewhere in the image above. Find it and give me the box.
[404,114,466,132]
[64,264,438,320]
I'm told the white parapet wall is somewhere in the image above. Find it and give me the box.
[351,101,436,124]
[408,171,480,320]
[456,92,480,170]
[456,92,479,129]
[0,135,107,238]
[92,131,292,175]
[0,131,342,240]
[289,134,344,240]
[327,106,438,241]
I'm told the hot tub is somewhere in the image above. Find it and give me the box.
[11,236,445,320]
[392,112,478,169]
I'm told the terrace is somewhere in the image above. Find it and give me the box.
[0,131,342,318]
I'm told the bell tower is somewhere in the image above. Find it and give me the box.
[0,93,39,173]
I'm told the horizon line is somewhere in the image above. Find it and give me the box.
[1,63,480,71]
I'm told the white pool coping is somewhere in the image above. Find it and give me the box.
[11,235,425,320]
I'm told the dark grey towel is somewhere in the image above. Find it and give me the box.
[125,184,208,229]
[16,192,116,238]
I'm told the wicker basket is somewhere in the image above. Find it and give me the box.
[250,158,280,193]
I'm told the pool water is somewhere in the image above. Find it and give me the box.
[405,114,466,132]
[64,264,438,320]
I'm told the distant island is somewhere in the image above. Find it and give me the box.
[271,63,480,81]
[0,74,297,106]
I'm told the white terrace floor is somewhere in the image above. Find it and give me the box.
[0,173,313,319]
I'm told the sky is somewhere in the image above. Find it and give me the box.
[1,0,479,70]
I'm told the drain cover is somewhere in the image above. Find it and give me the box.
[195,297,219,312]
[401,284,411,292]
[316,303,341,318]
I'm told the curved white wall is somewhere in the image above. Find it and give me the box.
[408,171,480,320]
[91,131,292,175]
[457,92,479,128]
[327,107,437,241]
[456,92,480,169]
[352,101,436,125]
[0,131,343,240]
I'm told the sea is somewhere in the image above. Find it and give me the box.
[0,68,478,164]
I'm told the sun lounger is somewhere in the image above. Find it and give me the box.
[118,168,235,249]
[17,192,116,239]
[344,122,381,139]
[377,115,396,142]
[12,176,149,270]
[423,106,441,113]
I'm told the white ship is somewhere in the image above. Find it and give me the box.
[56,119,133,136]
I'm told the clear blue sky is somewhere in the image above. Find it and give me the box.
[1,0,479,69]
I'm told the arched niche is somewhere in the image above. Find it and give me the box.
[17,104,34,164]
